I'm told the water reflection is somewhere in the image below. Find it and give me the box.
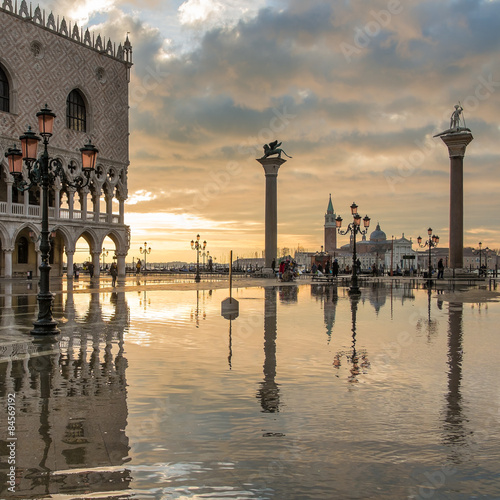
[191,289,208,327]
[0,291,130,498]
[442,302,468,462]
[334,296,370,383]
[311,284,339,342]
[257,287,280,413]
[278,284,298,303]
[416,287,439,339]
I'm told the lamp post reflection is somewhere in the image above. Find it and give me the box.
[0,292,131,497]
[416,287,439,339]
[190,289,206,327]
[257,287,280,413]
[333,295,370,383]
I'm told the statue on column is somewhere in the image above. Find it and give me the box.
[261,140,292,159]
[434,103,471,137]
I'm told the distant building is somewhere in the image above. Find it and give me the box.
[0,4,132,278]
[324,193,337,252]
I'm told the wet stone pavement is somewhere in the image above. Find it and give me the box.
[0,277,499,499]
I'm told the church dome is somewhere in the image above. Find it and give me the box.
[370,223,387,242]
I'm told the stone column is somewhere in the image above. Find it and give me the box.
[256,157,286,269]
[66,250,75,278]
[118,196,125,224]
[116,252,127,281]
[439,132,473,270]
[105,191,113,223]
[80,189,88,221]
[6,179,13,214]
[68,188,75,219]
[3,249,13,278]
[93,193,100,222]
[92,252,101,278]
[54,187,61,218]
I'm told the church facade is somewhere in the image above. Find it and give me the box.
[0,2,132,278]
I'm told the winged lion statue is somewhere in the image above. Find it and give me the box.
[261,140,292,159]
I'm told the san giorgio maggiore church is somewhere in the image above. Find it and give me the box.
[0,1,132,278]
[296,195,420,273]
[295,194,497,273]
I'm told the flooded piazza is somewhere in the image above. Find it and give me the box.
[0,279,499,499]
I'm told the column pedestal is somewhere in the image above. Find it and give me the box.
[256,157,286,271]
[439,132,473,270]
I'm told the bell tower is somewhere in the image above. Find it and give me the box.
[324,194,337,253]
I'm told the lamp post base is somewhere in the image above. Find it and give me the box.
[31,320,60,336]
[31,290,60,335]
[195,274,201,283]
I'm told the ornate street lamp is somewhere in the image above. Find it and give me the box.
[335,202,370,295]
[474,242,490,276]
[5,104,98,335]
[139,242,152,273]
[190,234,207,283]
[417,228,439,285]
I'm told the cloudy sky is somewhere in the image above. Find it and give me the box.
[45,0,500,262]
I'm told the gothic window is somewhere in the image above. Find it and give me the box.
[66,89,86,131]
[0,65,9,112]
[18,236,29,264]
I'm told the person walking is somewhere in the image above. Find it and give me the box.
[110,262,118,287]
[88,262,94,278]
[136,259,141,275]
[332,259,339,278]
[437,258,444,279]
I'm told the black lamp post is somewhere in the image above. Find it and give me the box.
[475,242,490,276]
[5,104,98,335]
[417,228,439,285]
[336,202,370,295]
[139,242,152,273]
[190,234,207,283]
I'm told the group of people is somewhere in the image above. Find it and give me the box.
[272,259,299,281]
[311,259,340,277]
[72,261,118,286]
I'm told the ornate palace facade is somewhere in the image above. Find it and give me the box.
[0,2,132,278]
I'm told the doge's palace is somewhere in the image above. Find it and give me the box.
[0,1,132,278]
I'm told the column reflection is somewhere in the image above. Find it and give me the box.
[0,291,130,498]
[442,301,468,463]
[257,286,280,413]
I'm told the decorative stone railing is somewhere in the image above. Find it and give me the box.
[4,203,120,223]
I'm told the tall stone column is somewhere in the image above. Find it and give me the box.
[256,157,286,269]
[439,132,473,269]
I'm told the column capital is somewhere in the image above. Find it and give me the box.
[256,157,287,176]
[439,131,474,158]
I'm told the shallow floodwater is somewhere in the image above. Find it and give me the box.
[0,282,499,499]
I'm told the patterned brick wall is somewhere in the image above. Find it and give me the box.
[0,8,130,166]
